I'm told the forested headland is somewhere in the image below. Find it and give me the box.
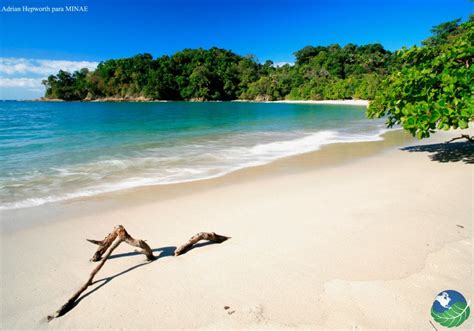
[42,43,395,102]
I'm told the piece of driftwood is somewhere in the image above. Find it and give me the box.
[87,225,155,262]
[47,225,155,321]
[47,226,229,321]
[174,232,230,256]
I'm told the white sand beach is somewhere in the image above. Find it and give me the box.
[0,129,472,329]
[234,99,370,106]
[272,99,370,106]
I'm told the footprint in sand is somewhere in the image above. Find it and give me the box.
[224,304,265,321]
[224,305,235,315]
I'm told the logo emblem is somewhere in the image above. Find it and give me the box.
[431,290,470,328]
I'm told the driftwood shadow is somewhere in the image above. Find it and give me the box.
[62,241,223,316]
[108,241,219,260]
[54,248,170,318]
[108,245,176,260]
[401,141,474,164]
[73,246,176,312]
[74,261,150,310]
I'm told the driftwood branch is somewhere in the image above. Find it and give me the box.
[446,134,474,143]
[47,226,229,321]
[86,229,119,262]
[174,232,230,256]
[87,225,155,262]
[47,225,155,321]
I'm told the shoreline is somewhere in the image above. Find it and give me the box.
[1,129,472,329]
[0,125,391,213]
[255,99,369,106]
[28,98,370,106]
[0,128,406,223]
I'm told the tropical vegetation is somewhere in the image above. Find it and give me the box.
[367,17,473,139]
[43,43,393,102]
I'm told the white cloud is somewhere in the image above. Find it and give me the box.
[0,58,99,99]
[272,61,295,68]
[0,58,99,76]
[0,77,44,88]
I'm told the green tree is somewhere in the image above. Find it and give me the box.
[422,18,462,47]
[43,43,394,102]
[187,66,212,99]
[367,18,474,139]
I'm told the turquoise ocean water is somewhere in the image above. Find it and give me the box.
[0,101,387,210]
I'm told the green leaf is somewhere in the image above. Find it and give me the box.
[460,110,470,117]
[406,117,416,128]
[430,112,441,123]
[459,120,468,129]
[431,302,471,328]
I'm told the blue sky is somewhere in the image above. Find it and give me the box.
[0,0,472,99]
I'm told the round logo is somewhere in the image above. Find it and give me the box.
[431,290,470,328]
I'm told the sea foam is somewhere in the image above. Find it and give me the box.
[0,128,388,211]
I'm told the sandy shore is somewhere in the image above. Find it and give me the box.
[233,99,369,106]
[1,129,472,329]
[271,99,369,106]
[38,99,369,105]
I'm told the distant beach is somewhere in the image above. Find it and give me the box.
[239,99,370,106]
[273,99,369,106]
[36,98,369,105]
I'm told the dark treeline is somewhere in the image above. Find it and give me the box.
[42,44,395,101]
